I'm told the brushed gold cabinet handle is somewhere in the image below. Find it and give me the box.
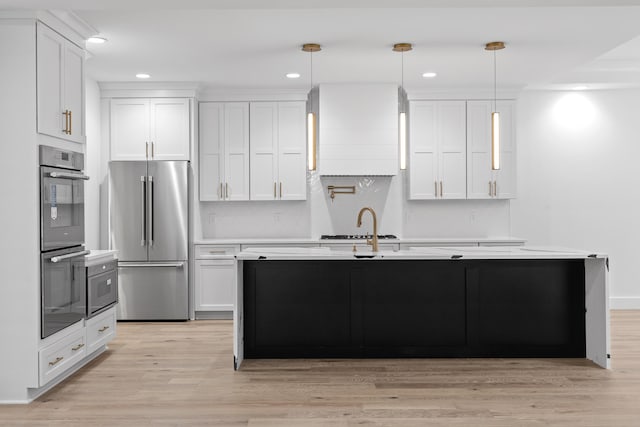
[493,181,498,197]
[489,181,493,197]
[68,110,72,135]
[225,183,229,199]
[440,181,443,198]
[146,142,149,159]
[151,141,154,158]
[72,343,84,351]
[208,250,227,254]
[274,182,277,199]
[62,110,69,134]
[434,181,438,197]
[49,356,64,366]
[280,182,283,199]
[98,326,110,333]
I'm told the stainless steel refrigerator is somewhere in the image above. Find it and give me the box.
[109,161,189,320]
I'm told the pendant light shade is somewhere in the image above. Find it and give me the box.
[394,43,412,171]
[303,43,321,171]
[485,41,505,171]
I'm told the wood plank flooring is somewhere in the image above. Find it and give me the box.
[2,311,640,426]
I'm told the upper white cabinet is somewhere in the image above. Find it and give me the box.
[110,98,190,161]
[318,84,398,176]
[467,100,516,199]
[409,100,467,199]
[199,102,250,201]
[250,102,306,200]
[37,22,85,144]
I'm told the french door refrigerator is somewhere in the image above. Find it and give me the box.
[109,161,189,320]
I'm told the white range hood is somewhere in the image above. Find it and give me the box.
[318,83,399,176]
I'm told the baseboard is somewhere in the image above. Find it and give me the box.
[195,311,233,320]
[610,297,640,309]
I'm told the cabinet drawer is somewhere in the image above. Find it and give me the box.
[86,308,117,354]
[195,245,239,259]
[39,328,86,386]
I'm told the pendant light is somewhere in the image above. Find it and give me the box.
[393,43,412,170]
[485,41,505,170]
[303,43,321,171]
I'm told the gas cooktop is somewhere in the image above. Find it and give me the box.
[320,234,398,240]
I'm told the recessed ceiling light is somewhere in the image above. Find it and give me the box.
[136,73,151,79]
[422,72,437,78]
[87,36,107,44]
[573,85,588,91]
[286,73,301,79]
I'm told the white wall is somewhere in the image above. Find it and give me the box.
[512,89,640,308]
[84,78,101,249]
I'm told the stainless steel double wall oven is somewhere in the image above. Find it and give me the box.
[40,145,90,338]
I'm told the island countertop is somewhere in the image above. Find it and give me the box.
[236,245,607,261]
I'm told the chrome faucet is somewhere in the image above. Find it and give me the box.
[356,207,379,252]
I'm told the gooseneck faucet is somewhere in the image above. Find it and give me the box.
[356,207,379,252]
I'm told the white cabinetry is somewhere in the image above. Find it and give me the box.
[39,327,86,387]
[467,100,516,199]
[250,102,306,200]
[199,102,250,201]
[36,22,85,143]
[194,245,239,315]
[86,308,116,355]
[409,100,466,199]
[110,98,190,161]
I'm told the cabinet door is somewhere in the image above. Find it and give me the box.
[36,23,64,140]
[438,101,467,199]
[150,98,190,161]
[467,100,516,199]
[467,101,493,199]
[495,100,516,199]
[110,98,150,161]
[63,41,85,143]
[408,101,438,199]
[195,259,236,311]
[199,102,224,201]
[250,102,278,200]
[277,102,307,200]
[224,103,250,200]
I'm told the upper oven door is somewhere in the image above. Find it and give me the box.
[40,166,88,251]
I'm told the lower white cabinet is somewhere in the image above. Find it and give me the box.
[86,308,117,355]
[38,306,117,387]
[39,328,87,387]
[194,245,239,314]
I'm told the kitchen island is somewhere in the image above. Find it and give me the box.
[234,246,609,369]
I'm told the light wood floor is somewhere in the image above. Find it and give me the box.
[2,311,640,426]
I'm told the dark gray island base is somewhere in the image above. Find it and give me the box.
[242,259,586,360]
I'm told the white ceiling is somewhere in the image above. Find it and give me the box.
[3,1,640,93]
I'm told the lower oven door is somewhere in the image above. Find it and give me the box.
[87,261,118,318]
[41,247,89,339]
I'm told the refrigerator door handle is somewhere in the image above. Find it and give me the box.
[119,262,185,268]
[148,175,154,247]
[140,176,146,246]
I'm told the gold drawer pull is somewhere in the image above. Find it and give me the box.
[98,326,110,333]
[49,356,64,366]
[72,343,85,351]
[208,250,227,254]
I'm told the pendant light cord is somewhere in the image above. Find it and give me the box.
[401,50,405,113]
[493,49,497,112]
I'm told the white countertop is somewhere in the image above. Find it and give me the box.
[194,237,526,245]
[84,250,118,265]
[236,245,606,261]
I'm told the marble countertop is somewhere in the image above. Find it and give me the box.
[194,237,526,245]
[236,245,606,261]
